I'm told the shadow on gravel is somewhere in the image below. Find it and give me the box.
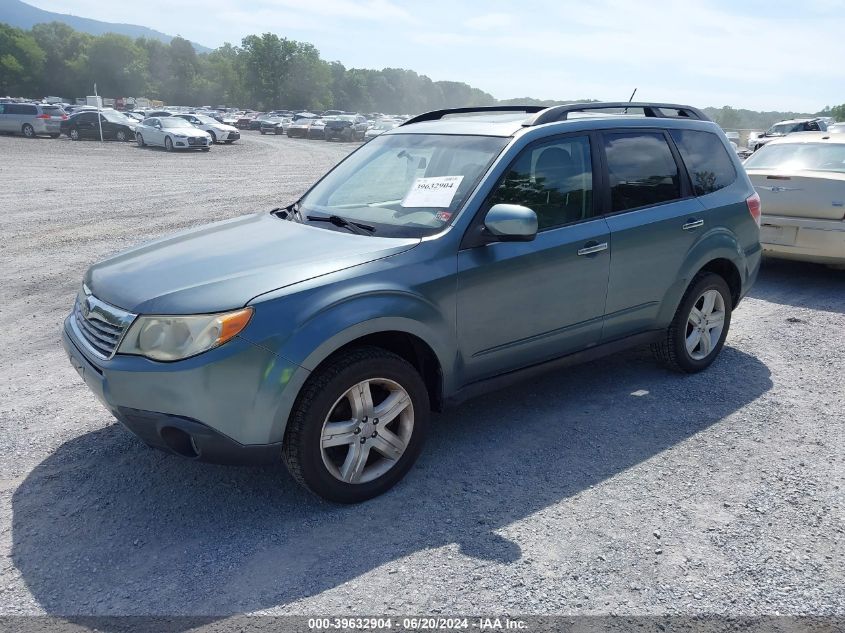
[12,346,771,622]
[750,259,844,314]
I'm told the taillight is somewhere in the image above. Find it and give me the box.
[61,115,68,120]
[747,192,762,226]
[36,114,51,119]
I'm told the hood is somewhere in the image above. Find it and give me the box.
[170,127,209,138]
[211,123,238,133]
[85,213,419,314]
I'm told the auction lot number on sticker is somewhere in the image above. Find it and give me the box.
[308,617,527,631]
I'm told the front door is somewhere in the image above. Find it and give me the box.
[457,134,611,384]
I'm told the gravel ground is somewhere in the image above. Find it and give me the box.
[0,133,842,621]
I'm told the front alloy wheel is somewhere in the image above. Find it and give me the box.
[165,136,173,151]
[283,347,429,503]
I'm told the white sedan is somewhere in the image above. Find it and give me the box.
[135,117,212,151]
[173,113,240,143]
[745,132,845,267]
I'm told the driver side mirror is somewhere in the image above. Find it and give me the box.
[483,204,538,242]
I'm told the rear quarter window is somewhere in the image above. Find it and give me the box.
[670,129,737,196]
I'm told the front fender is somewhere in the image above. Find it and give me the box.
[656,227,747,327]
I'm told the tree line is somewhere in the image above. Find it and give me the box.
[0,21,496,112]
[1,20,842,124]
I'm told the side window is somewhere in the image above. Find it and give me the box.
[603,132,681,212]
[0,105,5,114]
[670,129,737,196]
[489,135,593,230]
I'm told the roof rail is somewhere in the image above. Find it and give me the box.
[400,105,546,126]
[526,102,710,126]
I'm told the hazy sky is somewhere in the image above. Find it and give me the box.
[25,0,845,112]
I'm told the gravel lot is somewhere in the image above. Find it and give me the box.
[0,133,842,621]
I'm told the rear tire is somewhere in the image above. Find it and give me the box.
[136,133,145,147]
[283,347,429,503]
[116,129,128,142]
[69,127,80,141]
[652,272,733,373]
[22,124,35,138]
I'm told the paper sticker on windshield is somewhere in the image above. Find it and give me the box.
[401,176,464,208]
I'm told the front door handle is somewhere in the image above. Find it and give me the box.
[577,242,608,256]
[682,218,704,231]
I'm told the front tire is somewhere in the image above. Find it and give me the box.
[165,136,173,152]
[283,347,429,503]
[652,272,733,373]
[208,131,217,143]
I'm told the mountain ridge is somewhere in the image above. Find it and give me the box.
[0,0,211,53]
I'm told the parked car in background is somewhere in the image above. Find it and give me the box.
[748,118,828,152]
[61,109,138,142]
[745,132,845,267]
[62,102,760,503]
[0,102,66,138]
[259,117,292,135]
[306,117,328,139]
[135,117,212,151]
[236,113,255,129]
[122,111,145,123]
[827,123,845,134]
[146,110,174,118]
[173,113,240,143]
[324,114,369,141]
[287,117,314,138]
[364,119,400,140]
[249,113,272,130]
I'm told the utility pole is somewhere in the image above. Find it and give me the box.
[94,83,104,142]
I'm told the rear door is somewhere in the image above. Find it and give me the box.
[457,133,611,383]
[75,112,97,138]
[599,130,707,340]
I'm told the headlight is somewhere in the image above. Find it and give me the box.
[118,308,252,361]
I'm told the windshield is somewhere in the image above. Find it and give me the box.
[160,118,195,129]
[767,122,802,135]
[102,111,130,123]
[744,142,845,173]
[297,133,508,237]
[192,114,217,125]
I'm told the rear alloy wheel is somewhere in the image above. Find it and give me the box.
[260,129,266,135]
[136,133,145,147]
[283,347,429,503]
[69,127,80,141]
[652,272,732,373]
[22,124,35,138]
[165,136,174,152]
[115,129,127,142]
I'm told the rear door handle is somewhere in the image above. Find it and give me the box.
[682,219,704,231]
[577,242,608,256]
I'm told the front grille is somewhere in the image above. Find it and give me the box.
[229,132,240,139]
[72,287,136,359]
[188,137,206,146]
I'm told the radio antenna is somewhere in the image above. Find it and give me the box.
[624,88,637,114]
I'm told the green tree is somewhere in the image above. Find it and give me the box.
[0,23,45,95]
[31,22,91,98]
[83,33,146,96]
[167,35,198,104]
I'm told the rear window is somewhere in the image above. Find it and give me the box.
[744,142,845,174]
[42,106,64,115]
[603,132,682,212]
[670,129,737,196]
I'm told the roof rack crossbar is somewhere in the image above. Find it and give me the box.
[526,102,710,125]
[401,105,546,126]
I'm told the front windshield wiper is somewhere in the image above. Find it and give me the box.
[306,214,375,235]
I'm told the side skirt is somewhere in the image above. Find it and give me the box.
[446,330,664,408]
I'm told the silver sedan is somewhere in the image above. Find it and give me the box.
[135,117,212,151]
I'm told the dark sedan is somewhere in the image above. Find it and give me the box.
[60,110,138,141]
[324,114,368,141]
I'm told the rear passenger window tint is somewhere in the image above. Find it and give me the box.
[604,132,681,212]
[670,129,737,196]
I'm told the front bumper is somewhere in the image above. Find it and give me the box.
[760,214,845,264]
[62,317,309,463]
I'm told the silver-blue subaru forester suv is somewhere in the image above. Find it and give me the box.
[63,102,761,502]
